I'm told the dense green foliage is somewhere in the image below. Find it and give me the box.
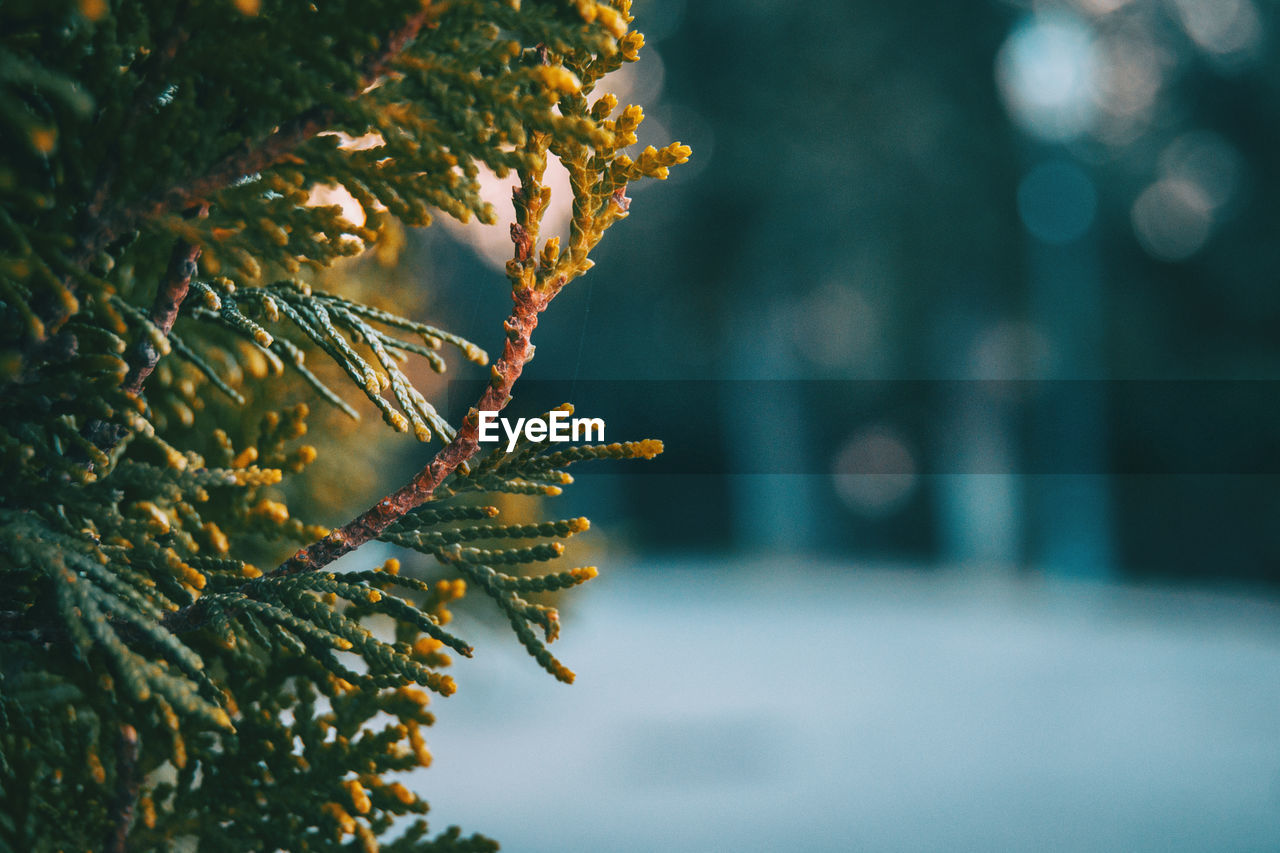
[0,1,686,849]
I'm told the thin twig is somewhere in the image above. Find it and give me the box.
[155,24,568,631]
[103,724,140,853]
[271,145,553,576]
[80,236,200,457]
[275,284,552,576]
[160,284,556,631]
[161,167,558,636]
[45,9,431,344]
[83,9,429,261]
[121,239,201,396]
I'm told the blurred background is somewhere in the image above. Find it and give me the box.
[342,0,1280,849]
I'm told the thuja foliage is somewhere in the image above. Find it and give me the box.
[0,1,687,849]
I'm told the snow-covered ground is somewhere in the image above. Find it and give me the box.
[410,559,1280,852]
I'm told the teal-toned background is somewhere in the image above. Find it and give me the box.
[385,1,1280,849]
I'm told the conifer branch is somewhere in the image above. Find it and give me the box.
[59,8,431,344]
[161,179,556,628]
[2,4,686,845]
[273,282,554,576]
[270,118,580,578]
[84,2,193,226]
[106,9,431,244]
[270,131,560,576]
[121,238,201,396]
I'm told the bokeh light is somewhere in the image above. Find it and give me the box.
[831,427,918,517]
[1130,177,1214,261]
[1017,159,1098,245]
[1170,0,1263,66]
[788,281,879,370]
[997,10,1101,142]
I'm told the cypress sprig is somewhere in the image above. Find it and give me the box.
[2,1,686,848]
[181,278,483,441]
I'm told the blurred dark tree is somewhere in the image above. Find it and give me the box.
[521,0,1280,584]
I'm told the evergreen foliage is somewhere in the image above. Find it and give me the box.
[0,1,687,849]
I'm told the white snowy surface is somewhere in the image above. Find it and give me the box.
[408,559,1280,852]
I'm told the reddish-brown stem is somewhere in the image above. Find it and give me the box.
[273,132,553,577]
[273,282,552,575]
[121,239,201,396]
[103,724,140,853]
[131,10,429,230]
[81,237,200,457]
[158,282,555,634]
